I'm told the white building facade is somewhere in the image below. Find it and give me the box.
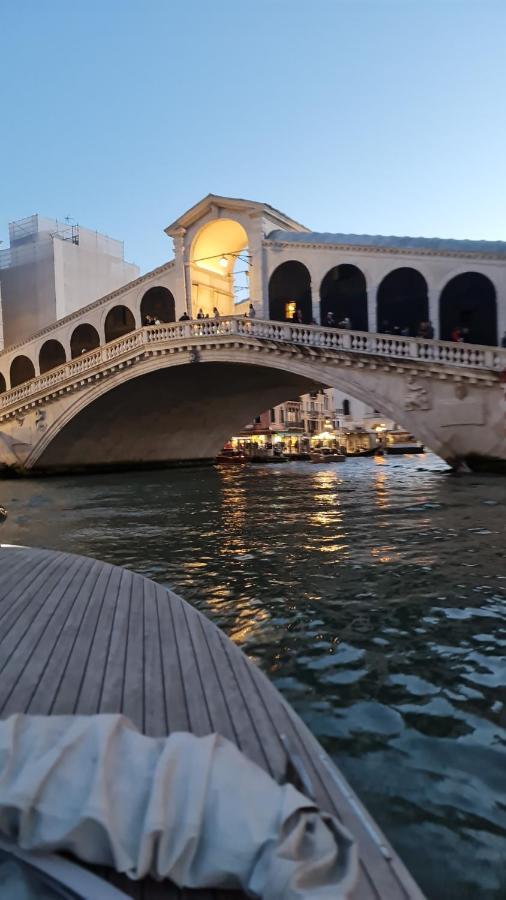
[0,215,139,348]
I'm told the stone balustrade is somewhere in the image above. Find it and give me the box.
[1,316,504,416]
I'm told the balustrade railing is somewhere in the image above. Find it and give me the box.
[1,316,505,414]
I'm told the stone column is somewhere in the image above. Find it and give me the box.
[172,229,189,318]
[367,286,378,333]
[247,215,266,317]
[427,285,439,339]
[311,283,321,324]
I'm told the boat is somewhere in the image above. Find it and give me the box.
[215,448,248,465]
[0,544,426,899]
[385,431,424,454]
[345,446,377,458]
[310,449,346,463]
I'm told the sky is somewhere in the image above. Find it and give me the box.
[1,0,505,274]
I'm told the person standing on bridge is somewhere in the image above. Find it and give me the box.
[501,332,506,348]
[212,306,220,318]
[197,309,204,320]
[179,311,190,321]
[339,316,351,329]
[296,309,304,324]
[248,303,256,318]
[326,311,335,327]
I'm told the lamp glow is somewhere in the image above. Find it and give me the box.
[219,255,228,268]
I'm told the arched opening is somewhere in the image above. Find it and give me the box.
[439,272,497,345]
[39,339,66,374]
[104,305,136,343]
[0,373,6,394]
[71,323,101,358]
[140,287,176,325]
[190,219,249,317]
[320,264,368,329]
[268,261,312,323]
[10,355,36,388]
[377,268,429,336]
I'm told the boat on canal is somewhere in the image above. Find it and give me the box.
[310,449,346,463]
[385,431,424,454]
[215,447,249,465]
[0,542,426,900]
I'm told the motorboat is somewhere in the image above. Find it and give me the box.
[215,448,248,465]
[310,449,346,463]
[385,431,424,454]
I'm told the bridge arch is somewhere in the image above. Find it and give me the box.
[10,355,36,388]
[71,323,101,358]
[39,339,66,374]
[24,346,451,476]
[268,260,312,323]
[140,286,175,324]
[439,272,497,345]
[377,268,429,336]
[320,264,368,330]
[104,305,136,343]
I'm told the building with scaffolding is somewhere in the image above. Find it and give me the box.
[0,215,139,347]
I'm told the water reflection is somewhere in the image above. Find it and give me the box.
[1,454,506,899]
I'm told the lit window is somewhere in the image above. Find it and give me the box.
[285,301,297,320]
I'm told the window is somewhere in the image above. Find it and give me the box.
[270,409,276,423]
[285,301,297,320]
[343,399,351,416]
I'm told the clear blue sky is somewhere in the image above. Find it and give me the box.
[1,0,505,273]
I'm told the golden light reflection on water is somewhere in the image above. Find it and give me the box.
[229,608,270,643]
[374,471,390,510]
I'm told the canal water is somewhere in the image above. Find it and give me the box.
[1,454,505,900]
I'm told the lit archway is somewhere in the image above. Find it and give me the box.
[71,323,101,358]
[141,287,175,324]
[377,268,429,336]
[39,339,66,374]
[10,355,36,388]
[320,264,368,329]
[190,219,249,316]
[268,261,312,323]
[104,306,136,343]
[440,272,497,345]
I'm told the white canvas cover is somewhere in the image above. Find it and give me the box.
[0,714,357,899]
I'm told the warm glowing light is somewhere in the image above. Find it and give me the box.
[219,255,228,268]
[285,301,297,319]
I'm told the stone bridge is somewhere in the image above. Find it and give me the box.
[0,317,504,475]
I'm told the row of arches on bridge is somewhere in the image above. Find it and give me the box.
[1,287,176,391]
[268,262,499,346]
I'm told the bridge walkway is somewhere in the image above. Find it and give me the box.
[0,544,426,899]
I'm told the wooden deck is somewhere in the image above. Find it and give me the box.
[0,545,425,899]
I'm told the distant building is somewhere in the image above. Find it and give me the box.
[0,215,139,347]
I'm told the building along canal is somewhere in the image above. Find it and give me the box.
[1,452,505,900]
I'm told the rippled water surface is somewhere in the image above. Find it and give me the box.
[1,453,506,899]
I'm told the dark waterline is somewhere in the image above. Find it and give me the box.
[1,454,505,900]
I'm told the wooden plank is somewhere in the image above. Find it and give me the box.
[97,567,135,717]
[27,558,107,716]
[0,554,86,714]
[121,571,148,731]
[142,577,169,737]
[166,593,212,737]
[73,561,124,715]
